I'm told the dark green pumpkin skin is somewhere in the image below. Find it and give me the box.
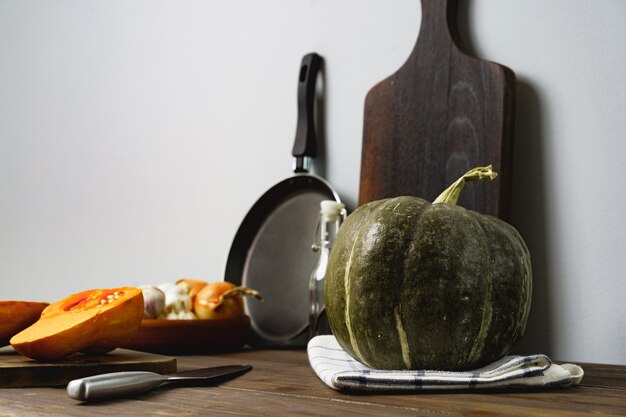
[325,196,532,371]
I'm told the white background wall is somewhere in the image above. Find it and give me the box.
[1,0,624,365]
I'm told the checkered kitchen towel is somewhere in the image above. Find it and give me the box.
[308,335,583,391]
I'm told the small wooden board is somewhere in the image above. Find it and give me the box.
[0,346,176,388]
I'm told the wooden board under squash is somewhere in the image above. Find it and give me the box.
[0,346,176,388]
[359,0,515,220]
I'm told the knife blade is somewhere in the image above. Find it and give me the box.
[67,364,252,401]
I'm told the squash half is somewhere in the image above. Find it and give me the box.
[0,301,49,346]
[10,287,143,360]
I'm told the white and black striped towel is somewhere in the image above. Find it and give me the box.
[308,335,583,391]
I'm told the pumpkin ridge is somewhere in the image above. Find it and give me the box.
[394,306,411,368]
[502,218,532,335]
[343,235,359,358]
[465,209,494,365]
[490,216,533,339]
[398,197,432,368]
[343,201,383,362]
[371,197,430,369]
[326,202,379,362]
[400,203,452,368]
[470,214,531,365]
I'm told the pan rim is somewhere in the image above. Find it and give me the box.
[224,173,340,346]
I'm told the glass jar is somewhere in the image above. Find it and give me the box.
[309,200,346,339]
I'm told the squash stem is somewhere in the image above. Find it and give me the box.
[433,165,498,205]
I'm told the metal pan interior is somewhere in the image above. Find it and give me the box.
[225,174,338,346]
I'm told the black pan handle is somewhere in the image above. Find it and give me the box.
[292,53,323,173]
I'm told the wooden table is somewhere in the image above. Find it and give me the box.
[0,349,624,416]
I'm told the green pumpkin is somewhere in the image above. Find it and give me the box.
[325,166,531,371]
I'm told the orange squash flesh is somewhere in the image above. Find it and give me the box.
[10,287,143,360]
[0,301,49,346]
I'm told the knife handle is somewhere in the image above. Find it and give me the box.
[67,371,166,401]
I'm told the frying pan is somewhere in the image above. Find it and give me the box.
[225,53,340,347]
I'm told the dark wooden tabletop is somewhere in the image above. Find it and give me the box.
[0,348,624,416]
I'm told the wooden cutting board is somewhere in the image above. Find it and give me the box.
[359,0,515,220]
[0,346,176,388]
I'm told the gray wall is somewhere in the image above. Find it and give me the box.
[1,0,624,365]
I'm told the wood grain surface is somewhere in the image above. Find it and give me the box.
[359,0,515,220]
[0,348,624,416]
[0,347,176,388]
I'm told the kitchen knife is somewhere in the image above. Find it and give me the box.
[67,364,252,401]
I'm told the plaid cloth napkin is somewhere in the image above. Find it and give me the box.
[308,335,583,391]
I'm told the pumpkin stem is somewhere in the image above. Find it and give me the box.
[433,166,498,205]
